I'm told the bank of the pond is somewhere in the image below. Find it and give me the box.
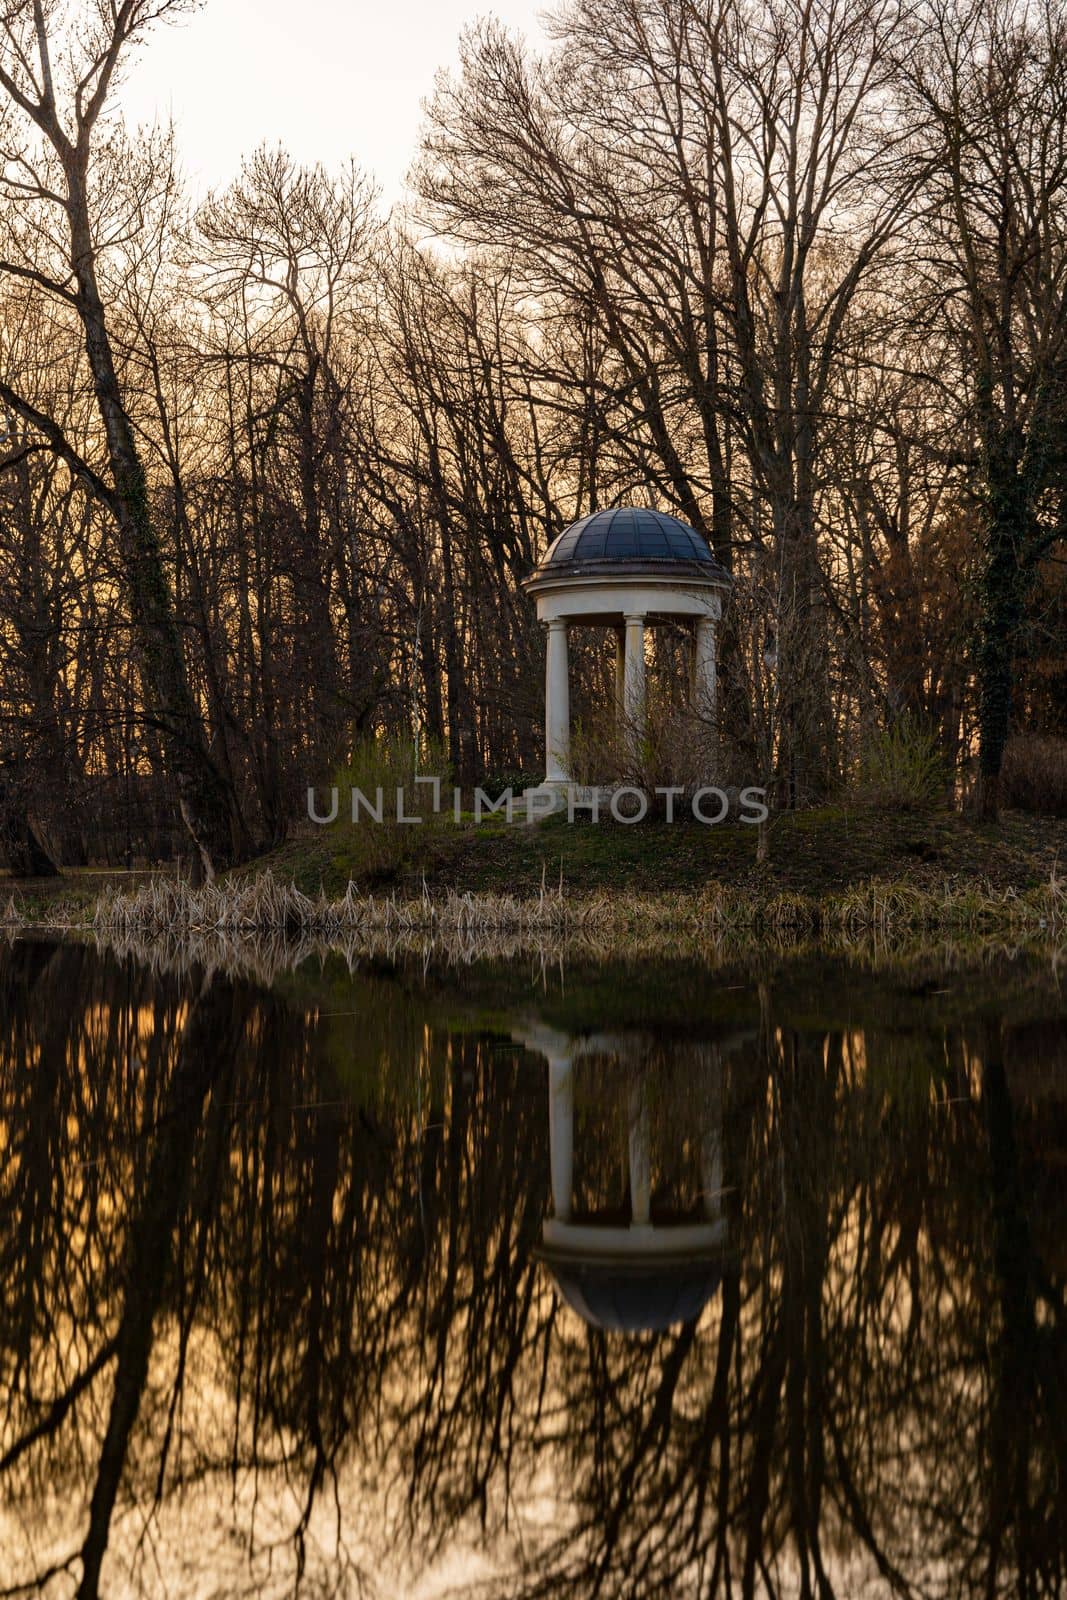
[245,803,1067,898]
[90,869,1065,937]
[3,806,1066,937]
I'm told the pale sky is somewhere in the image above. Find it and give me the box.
[116,0,551,204]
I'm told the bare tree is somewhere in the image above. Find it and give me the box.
[0,0,249,875]
[902,0,1067,817]
[196,147,378,778]
[417,0,927,802]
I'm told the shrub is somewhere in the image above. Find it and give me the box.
[331,733,449,881]
[479,767,533,802]
[856,718,945,812]
[565,702,720,807]
[1000,735,1067,816]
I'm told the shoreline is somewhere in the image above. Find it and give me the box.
[3,807,1066,947]
[4,864,1064,943]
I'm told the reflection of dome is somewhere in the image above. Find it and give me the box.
[539,1252,725,1334]
[515,1023,731,1337]
[540,506,726,575]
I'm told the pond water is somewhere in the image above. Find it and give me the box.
[1,936,1065,1599]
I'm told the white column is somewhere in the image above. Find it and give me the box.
[548,1057,574,1222]
[628,1076,651,1228]
[614,626,626,732]
[623,613,646,754]
[691,616,717,725]
[700,1045,724,1221]
[545,619,570,783]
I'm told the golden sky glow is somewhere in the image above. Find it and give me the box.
[116,0,550,202]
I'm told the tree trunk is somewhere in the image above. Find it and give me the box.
[64,159,241,875]
[419,593,446,746]
[294,367,342,777]
[0,781,60,877]
[76,978,243,1600]
[976,441,1028,823]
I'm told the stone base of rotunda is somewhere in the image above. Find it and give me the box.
[518,782,615,822]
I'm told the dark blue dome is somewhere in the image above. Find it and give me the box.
[543,506,716,568]
[544,1258,724,1334]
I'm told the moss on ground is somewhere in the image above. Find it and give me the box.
[238,805,1067,900]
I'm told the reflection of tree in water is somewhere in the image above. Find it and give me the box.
[0,941,1063,1598]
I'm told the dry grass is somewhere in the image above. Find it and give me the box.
[81,862,1066,940]
[0,866,1060,986]
[91,869,602,938]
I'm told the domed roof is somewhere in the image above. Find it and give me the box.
[542,506,720,570]
[543,1257,724,1334]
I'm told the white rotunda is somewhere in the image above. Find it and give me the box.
[521,506,731,801]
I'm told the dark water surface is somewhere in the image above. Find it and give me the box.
[1,937,1065,1598]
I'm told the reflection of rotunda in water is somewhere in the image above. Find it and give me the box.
[512,1021,730,1334]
